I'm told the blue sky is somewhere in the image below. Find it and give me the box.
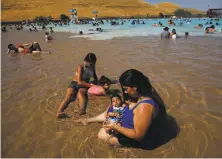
[144,0,222,11]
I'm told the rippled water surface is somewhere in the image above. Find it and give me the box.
[1,31,222,157]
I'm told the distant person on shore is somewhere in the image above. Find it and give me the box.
[161,27,170,39]
[56,53,98,118]
[7,42,50,55]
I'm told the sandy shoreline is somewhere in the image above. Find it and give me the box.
[1,29,222,157]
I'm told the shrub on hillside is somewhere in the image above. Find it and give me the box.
[34,16,53,23]
[60,14,70,22]
[159,12,165,18]
[174,9,192,17]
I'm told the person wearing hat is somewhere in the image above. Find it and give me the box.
[161,27,170,39]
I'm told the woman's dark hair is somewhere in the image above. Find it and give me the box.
[110,94,122,104]
[99,76,111,86]
[119,69,166,115]
[84,53,97,63]
[8,44,18,52]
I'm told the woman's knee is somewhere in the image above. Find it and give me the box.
[98,128,110,141]
[108,137,120,146]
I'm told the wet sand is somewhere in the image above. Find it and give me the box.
[1,29,222,157]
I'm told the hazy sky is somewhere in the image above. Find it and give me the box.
[144,0,222,11]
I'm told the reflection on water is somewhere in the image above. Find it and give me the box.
[1,32,222,157]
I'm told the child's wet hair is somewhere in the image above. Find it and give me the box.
[99,76,111,85]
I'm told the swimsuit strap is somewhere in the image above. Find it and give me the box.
[131,99,155,111]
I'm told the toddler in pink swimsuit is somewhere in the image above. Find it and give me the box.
[88,76,111,95]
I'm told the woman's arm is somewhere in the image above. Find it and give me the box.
[104,103,154,141]
[75,65,94,88]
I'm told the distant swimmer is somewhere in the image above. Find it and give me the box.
[205,25,215,34]
[185,32,189,38]
[170,28,177,39]
[152,21,163,27]
[194,24,203,28]
[161,27,170,39]
[168,19,175,25]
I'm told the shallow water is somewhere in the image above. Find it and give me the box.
[1,30,222,157]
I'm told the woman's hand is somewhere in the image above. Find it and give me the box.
[107,112,114,117]
[103,121,116,132]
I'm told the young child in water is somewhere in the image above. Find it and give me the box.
[88,76,111,96]
[105,94,125,125]
[74,94,125,127]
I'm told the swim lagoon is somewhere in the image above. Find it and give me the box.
[49,18,222,40]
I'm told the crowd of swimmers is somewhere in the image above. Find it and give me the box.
[2,17,222,38]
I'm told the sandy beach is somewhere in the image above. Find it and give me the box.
[1,29,222,157]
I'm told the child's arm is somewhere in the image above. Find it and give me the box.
[75,65,95,88]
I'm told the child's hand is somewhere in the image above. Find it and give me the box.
[113,112,120,118]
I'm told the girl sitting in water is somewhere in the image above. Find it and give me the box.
[56,53,98,117]
[88,76,111,96]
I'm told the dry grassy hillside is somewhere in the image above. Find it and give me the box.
[154,2,180,14]
[1,0,205,22]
